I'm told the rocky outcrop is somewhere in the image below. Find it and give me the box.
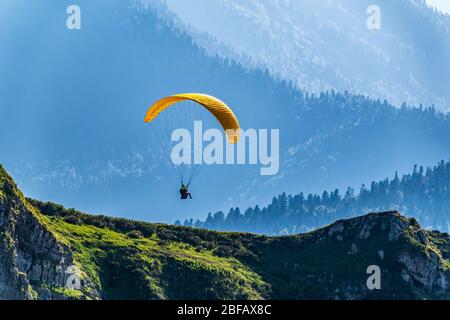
[0,165,98,300]
[1,164,450,300]
[313,211,450,299]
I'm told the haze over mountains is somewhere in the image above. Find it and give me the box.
[0,0,449,225]
[162,0,450,110]
[184,159,450,235]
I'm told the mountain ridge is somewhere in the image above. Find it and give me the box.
[183,159,450,235]
[2,0,450,223]
[1,164,450,299]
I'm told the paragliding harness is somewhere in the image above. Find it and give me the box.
[179,182,192,200]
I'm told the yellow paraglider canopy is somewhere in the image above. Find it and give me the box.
[144,93,240,144]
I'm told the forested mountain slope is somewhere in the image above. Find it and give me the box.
[184,160,450,235]
[162,0,450,110]
[1,0,450,223]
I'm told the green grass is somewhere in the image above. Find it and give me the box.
[30,203,450,300]
[41,215,268,300]
[52,287,84,300]
[4,164,450,299]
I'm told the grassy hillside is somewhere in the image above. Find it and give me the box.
[28,199,450,300]
[2,165,450,299]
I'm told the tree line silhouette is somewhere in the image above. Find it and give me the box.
[179,160,450,234]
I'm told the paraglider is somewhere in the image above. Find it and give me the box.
[145,93,240,200]
[144,93,240,144]
[179,183,192,200]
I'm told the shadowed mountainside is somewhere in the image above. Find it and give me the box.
[2,0,450,223]
[162,0,450,110]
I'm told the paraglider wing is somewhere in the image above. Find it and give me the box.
[144,93,240,143]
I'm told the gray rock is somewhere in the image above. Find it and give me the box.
[328,222,344,237]
[401,269,411,283]
[388,224,402,242]
[357,222,373,239]
[414,230,429,245]
[0,176,99,300]
[437,271,448,290]
[347,243,358,255]
[398,252,440,291]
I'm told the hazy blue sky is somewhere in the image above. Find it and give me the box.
[1,0,449,225]
[426,0,450,14]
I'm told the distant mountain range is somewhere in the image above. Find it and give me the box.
[2,164,450,300]
[161,0,450,110]
[182,159,450,235]
[0,0,449,225]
